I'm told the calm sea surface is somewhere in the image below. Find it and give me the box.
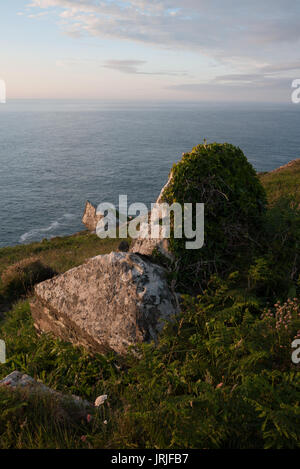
[0,100,300,248]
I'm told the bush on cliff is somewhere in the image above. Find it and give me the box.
[162,142,267,292]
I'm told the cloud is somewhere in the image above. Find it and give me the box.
[102,59,188,76]
[102,60,147,74]
[26,0,300,85]
[26,0,300,51]
[214,74,264,84]
[262,62,300,73]
[168,76,292,102]
[28,11,49,18]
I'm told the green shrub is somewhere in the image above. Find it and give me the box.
[248,257,278,297]
[1,258,56,299]
[252,199,300,300]
[162,142,267,292]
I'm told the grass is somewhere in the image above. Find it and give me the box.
[0,285,299,449]
[0,231,123,279]
[258,159,300,207]
[0,232,127,315]
[0,301,117,449]
[0,232,132,448]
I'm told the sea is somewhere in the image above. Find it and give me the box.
[0,99,299,248]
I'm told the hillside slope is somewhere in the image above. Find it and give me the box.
[259,158,300,207]
[0,159,299,449]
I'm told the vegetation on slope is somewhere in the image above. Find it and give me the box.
[0,281,299,449]
[0,148,299,449]
[258,158,300,208]
[0,233,122,314]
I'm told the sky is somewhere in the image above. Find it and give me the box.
[1,0,300,101]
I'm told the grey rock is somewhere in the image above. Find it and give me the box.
[129,171,175,261]
[94,394,108,406]
[156,170,173,205]
[82,200,104,232]
[30,252,178,355]
[130,232,174,261]
[0,370,91,409]
[0,371,45,390]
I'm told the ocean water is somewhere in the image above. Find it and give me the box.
[0,100,300,248]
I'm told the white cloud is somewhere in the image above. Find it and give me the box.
[26,0,300,90]
[28,11,49,18]
[26,1,300,52]
[102,59,188,76]
[168,76,292,102]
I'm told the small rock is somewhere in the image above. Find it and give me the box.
[94,394,108,407]
[0,371,91,409]
[129,172,175,261]
[118,240,129,252]
[155,170,173,205]
[82,200,104,232]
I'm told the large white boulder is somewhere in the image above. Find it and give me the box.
[30,252,178,355]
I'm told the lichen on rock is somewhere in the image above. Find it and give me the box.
[30,252,179,355]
